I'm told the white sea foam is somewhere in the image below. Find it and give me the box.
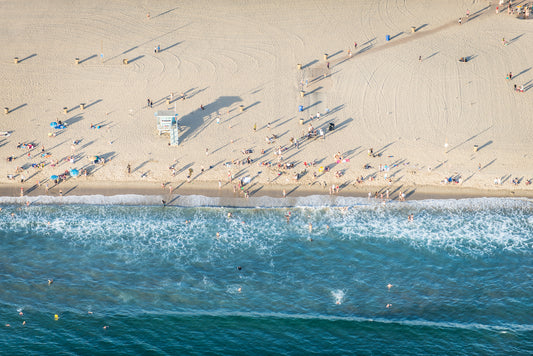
[0,193,531,209]
[128,310,533,333]
[1,195,531,258]
[331,290,345,305]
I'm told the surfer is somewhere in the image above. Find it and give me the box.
[285,211,291,223]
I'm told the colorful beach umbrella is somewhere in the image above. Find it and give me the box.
[69,169,79,177]
[50,175,58,180]
[50,122,58,127]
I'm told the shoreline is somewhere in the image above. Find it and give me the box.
[2,180,532,207]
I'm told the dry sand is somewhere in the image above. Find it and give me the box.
[1,0,532,200]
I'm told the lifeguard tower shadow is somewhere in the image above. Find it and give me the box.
[179,96,242,143]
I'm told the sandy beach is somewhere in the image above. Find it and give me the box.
[1,0,532,201]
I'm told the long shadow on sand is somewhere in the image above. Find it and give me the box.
[18,54,37,63]
[179,96,242,143]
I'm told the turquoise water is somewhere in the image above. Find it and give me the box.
[1,197,532,354]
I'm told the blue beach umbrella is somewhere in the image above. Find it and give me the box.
[50,122,58,128]
[69,169,79,177]
[50,175,59,180]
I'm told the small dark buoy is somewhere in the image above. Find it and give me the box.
[237,266,242,271]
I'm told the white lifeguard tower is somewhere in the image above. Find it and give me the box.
[155,110,179,145]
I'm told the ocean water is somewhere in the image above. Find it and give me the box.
[1,196,532,354]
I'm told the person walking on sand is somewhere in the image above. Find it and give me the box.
[354,41,357,49]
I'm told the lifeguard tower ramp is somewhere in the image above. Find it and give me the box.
[155,110,179,146]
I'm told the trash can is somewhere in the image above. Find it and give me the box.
[75,58,80,64]
[80,103,85,110]
[324,53,328,61]
[166,99,170,105]
[299,118,304,125]
[297,63,302,70]
[298,105,303,112]
[473,145,478,152]
[411,26,416,33]
[386,35,390,41]
[123,59,128,65]
[4,107,8,114]
[300,91,305,97]
[63,107,68,114]
[13,57,18,64]
[239,105,244,112]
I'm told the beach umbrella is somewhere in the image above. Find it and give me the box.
[50,122,58,128]
[50,175,59,180]
[89,156,98,162]
[69,169,79,177]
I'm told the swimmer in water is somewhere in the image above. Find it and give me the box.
[387,283,393,290]
[48,279,54,285]
[227,212,232,218]
[237,266,242,271]
[308,223,313,233]
[216,232,220,238]
[285,211,291,223]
